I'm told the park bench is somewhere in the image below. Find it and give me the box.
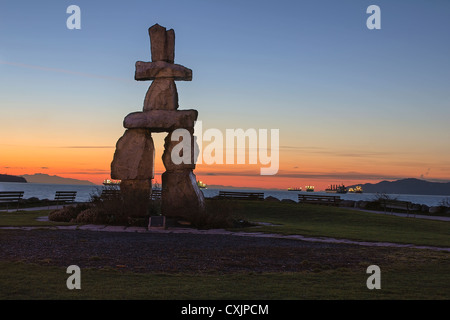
[0,191,24,212]
[53,191,77,208]
[151,189,162,200]
[218,191,264,201]
[100,188,161,201]
[298,194,341,206]
[100,189,122,200]
[381,199,415,216]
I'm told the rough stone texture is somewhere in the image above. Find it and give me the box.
[165,29,175,64]
[123,110,198,132]
[162,130,197,172]
[111,129,155,180]
[119,179,152,217]
[149,24,175,63]
[110,24,204,222]
[143,79,178,111]
[161,170,206,219]
[135,61,192,81]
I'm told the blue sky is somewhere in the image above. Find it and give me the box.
[1,0,449,187]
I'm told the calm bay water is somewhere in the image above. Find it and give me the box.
[1,182,449,207]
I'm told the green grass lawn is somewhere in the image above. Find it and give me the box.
[3,201,448,248]
[228,201,450,247]
[0,201,449,300]
[0,210,70,227]
[1,258,449,300]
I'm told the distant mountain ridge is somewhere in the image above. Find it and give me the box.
[20,173,95,185]
[349,178,450,196]
[0,174,27,183]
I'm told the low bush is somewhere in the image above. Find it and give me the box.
[189,200,251,229]
[48,203,91,222]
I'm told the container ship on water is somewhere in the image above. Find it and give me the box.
[103,179,121,186]
[325,184,348,194]
[197,180,207,189]
[348,186,363,193]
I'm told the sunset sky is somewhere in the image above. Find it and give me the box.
[1,0,449,190]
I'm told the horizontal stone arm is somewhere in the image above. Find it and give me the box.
[135,61,192,81]
[123,110,198,132]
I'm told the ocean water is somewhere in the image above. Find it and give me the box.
[0,182,104,203]
[1,182,449,207]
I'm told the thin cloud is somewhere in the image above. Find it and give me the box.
[195,168,406,181]
[58,146,115,149]
[0,143,115,149]
[60,170,110,175]
[280,145,404,158]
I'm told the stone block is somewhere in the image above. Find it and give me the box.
[149,24,175,63]
[161,170,206,219]
[143,79,178,111]
[111,129,155,180]
[135,61,192,81]
[123,109,198,132]
[162,130,197,171]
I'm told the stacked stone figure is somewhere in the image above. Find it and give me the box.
[111,24,205,220]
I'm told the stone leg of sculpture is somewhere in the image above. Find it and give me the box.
[161,170,205,220]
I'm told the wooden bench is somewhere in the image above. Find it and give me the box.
[151,189,162,200]
[53,191,77,208]
[218,191,264,201]
[0,191,24,211]
[100,188,161,201]
[298,194,341,206]
[382,199,414,216]
[100,189,122,200]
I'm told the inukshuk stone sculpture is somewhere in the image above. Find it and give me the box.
[111,24,205,221]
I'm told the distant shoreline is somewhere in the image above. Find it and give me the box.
[0,174,27,183]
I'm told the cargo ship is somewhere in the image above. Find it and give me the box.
[103,179,121,186]
[325,184,348,194]
[287,187,302,192]
[348,186,363,193]
[197,180,207,189]
[305,185,315,192]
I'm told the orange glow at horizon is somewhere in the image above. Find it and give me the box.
[2,138,450,189]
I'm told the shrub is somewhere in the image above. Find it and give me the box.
[368,193,398,210]
[48,203,92,222]
[189,200,249,229]
[439,198,450,207]
[75,208,103,224]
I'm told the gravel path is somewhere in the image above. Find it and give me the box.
[0,228,409,273]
